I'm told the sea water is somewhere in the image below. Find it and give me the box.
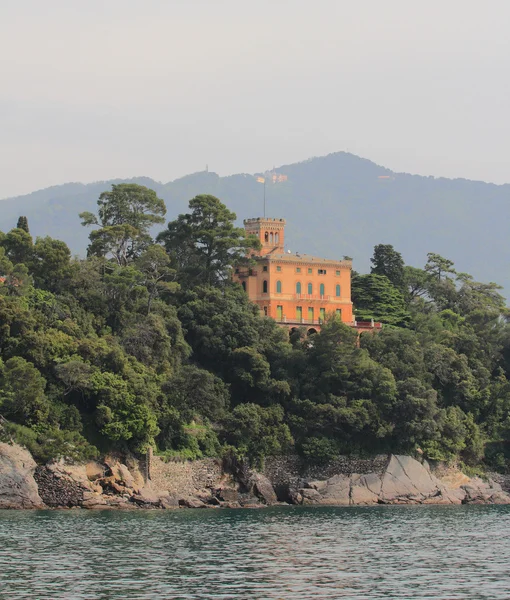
[0,505,509,599]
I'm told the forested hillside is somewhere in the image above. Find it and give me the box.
[2,152,510,298]
[1,184,510,471]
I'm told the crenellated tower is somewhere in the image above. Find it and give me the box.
[244,217,286,256]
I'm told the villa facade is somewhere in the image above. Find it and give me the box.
[234,217,359,334]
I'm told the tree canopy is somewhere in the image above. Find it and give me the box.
[158,194,260,286]
[80,183,166,265]
[1,190,510,473]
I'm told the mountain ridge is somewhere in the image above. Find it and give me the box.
[1,152,508,298]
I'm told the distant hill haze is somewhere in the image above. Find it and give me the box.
[1,152,508,299]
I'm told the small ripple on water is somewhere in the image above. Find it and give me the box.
[0,505,509,599]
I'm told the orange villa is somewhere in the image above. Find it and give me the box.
[234,217,381,334]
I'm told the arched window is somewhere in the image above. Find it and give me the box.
[264,232,269,243]
[320,283,325,297]
[242,281,246,291]
[270,232,274,244]
[336,284,341,297]
[276,280,282,293]
[296,282,302,295]
[275,232,279,244]
[307,282,313,295]
[263,280,268,293]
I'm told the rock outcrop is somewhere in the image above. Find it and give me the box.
[0,442,45,509]
[248,473,278,505]
[2,445,510,510]
[287,455,510,506]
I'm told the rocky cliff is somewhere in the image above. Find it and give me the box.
[0,442,45,509]
[281,455,510,506]
[0,443,509,510]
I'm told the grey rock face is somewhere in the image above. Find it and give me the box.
[249,473,278,505]
[0,443,45,509]
[215,487,239,502]
[350,473,381,505]
[287,454,510,506]
[380,455,440,503]
[462,477,510,504]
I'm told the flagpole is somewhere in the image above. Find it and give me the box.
[263,179,266,217]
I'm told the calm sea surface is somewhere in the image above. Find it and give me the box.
[0,505,509,599]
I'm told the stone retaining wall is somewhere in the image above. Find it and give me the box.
[263,454,390,494]
[149,456,224,498]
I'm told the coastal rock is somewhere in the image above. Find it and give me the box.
[131,488,162,507]
[0,442,45,509]
[305,480,328,492]
[107,461,136,490]
[462,478,510,504]
[320,474,351,505]
[46,461,97,493]
[85,461,105,481]
[300,488,322,504]
[34,466,83,507]
[160,496,180,509]
[350,473,381,505]
[179,497,208,509]
[215,487,239,502]
[380,455,439,503]
[249,473,277,505]
[286,455,503,506]
[81,491,108,509]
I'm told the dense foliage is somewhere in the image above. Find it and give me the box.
[1,185,510,471]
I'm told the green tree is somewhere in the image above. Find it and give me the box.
[0,247,13,277]
[425,253,456,281]
[80,184,166,265]
[0,357,49,424]
[16,216,30,234]
[224,403,293,462]
[2,227,33,266]
[135,245,178,314]
[158,194,260,286]
[404,266,432,303]
[162,364,230,422]
[32,236,72,291]
[370,244,405,290]
[352,273,409,326]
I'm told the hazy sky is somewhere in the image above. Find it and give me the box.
[1,0,510,198]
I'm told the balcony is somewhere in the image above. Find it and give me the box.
[354,320,383,329]
[274,316,382,330]
[276,317,324,325]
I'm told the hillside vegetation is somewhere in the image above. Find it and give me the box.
[1,185,510,471]
[1,152,509,298]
